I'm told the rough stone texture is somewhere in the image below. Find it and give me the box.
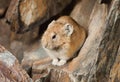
[32,58,73,82]
[0,50,32,82]
[21,43,48,74]
[63,2,108,81]
[6,0,72,33]
[0,44,5,52]
[32,1,107,81]
[0,0,119,82]
[0,19,23,63]
[0,19,11,49]
[5,0,19,32]
[109,46,120,82]
[0,0,11,17]
[0,19,25,63]
[32,57,51,82]
[96,0,120,81]
[10,41,24,63]
[9,26,39,63]
[70,0,96,30]
[31,0,120,82]
[10,26,39,45]
[0,8,5,17]
[99,0,111,4]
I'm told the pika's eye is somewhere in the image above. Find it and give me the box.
[52,34,56,39]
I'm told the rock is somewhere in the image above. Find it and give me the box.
[5,0,19,32]
[3,0,119,82]
[31,0,119,82]
[99,0,111,4]
[21,43,48,75]
[31,0,99,81]
[70,0,96,30]
[9,26,40,62]
[10,26,39,45]
[32,57,73,82]
[0,44,5,52]
[65,1,108,81]
[10,41,24,63]
[0,0,11,17]
[109,46,120,82]
[6,0,72,33]
[0,8,5,17]
[32,57,51,82]
[0,50,32,82]
[0,19,11,49]
[95,0,120,81]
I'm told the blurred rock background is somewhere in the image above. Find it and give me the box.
[0,0,119,82]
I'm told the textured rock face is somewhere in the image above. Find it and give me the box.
[0,51,32,82]
[0,19,11,49]
[31,1,108,81]
[0,0,11,17]
[32,57,71,82]
[30,0,120,82]
[19,0,47,26]
[96,0,120,81]
[0,0,119,82]
[6,0,72,33]
[21,43,48,74]
[70,0,96,30]
[109,46,120,82]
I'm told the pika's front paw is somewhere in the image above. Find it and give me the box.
[52,59,59,66]
[57,59,66,66]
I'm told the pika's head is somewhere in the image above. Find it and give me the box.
[41,20,74,51]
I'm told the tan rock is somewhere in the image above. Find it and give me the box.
[0,19,11,49]
[0,50,32,82]
[6,0,72,33]
[0,0,11,17]
[0,8,5,16]
[32,57,72,82]
[32,0,120,82]
[21,43,48,73]
[70,0,96,30]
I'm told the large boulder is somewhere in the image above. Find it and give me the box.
[6,0,72,33]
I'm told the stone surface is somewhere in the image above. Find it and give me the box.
[31,0,120,82]
[96,0,120,81]
[70,0,96,30]
[0,19,11,49]
[9,26,39,63]
[109,46,120,82]
[0,8,5,17]
[0,0,119,82]
[32,57,51,82]
[0,50,32,82]
[32,1,108,81]
[6,0,72,33]
[10,26,39,45]
[5,0,19,32]
[63,2,108,82]
[0,44,5,52]
[21,43,48,74]
[32,58,72,82]
[10,41,24,63]
[99,0,112,4]
[0,0,11,17]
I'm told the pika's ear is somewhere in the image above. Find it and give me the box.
[63,23,74,36]
[48,20,56,28]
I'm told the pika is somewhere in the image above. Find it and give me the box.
[41,16,86,66]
